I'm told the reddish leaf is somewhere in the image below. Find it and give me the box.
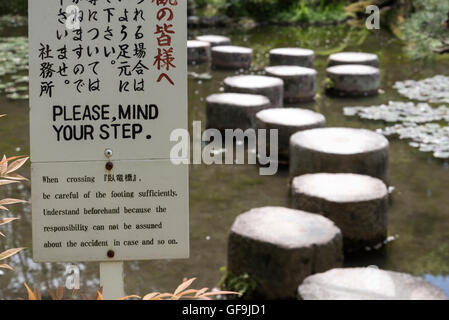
[0,198,27,205]
[24,283,37,300]
[0,264,13,271]
[6,157,29,174]
[0,180,18,186]
[0,218,19,226]
[0,247,24,260]
[174,277,196,295]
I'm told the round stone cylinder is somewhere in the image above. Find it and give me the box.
[289,127,390,185]
[291,173,388,252]
[224,75,284,108]
[265,66,317,103]
[328,52,379,67]
[228,206,343,299]
[206,93,271,131]
[195,35,231,47]
[211,46,253,70]
[270,48,314,68]
[298,268,448,300]
[326,64,380,97]
[187,40,210,65]
[255,108,325,159]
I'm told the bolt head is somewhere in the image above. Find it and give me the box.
[104,149,113,158]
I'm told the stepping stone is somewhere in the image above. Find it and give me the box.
[206,93,271,131]
[224,75,284,108]
[265,66,317,103]
[291,173,388,252]
[187,40,210,65]
[228,206,343,299]
[255,108,325,159]
[326,64,380,97]
[329,52,379,67]
[298,268,448,300]
[211,46,253,69]
[289,127,390,185]
[195,35,231,47]
[270,48,314,68]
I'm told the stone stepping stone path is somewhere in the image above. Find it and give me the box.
[326,64,380,97]
[328,52,379,67]
[187,40,210,65]
[206,93,271,131]
[265,66,317,103]
[291,173,388,252]
[269,48,314,68]
[195,35,231,47]
[255,108,325,159]
[211,45,253,70]
[228,206,343,299]
[298,268,448,300]
[289,127,390,185]
[224,75,284,108]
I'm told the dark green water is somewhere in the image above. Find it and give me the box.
[0,24,448,299]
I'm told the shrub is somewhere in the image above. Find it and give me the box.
[0,0,28,16]
[0,116,28,271]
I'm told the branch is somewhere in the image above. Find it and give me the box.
[433,46,449,54]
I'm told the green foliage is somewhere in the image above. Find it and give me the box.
[218,266,257,299]
[324,77,335,90]
[274,0,347,24]
[194,0,228,17]
[400,0,449,59]
[0,0,27,16]
[226,0,346,23]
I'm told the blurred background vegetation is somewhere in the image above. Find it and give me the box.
[0,0,26,16]
[0,0,447,59]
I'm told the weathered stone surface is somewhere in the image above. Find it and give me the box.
[289,128,390,185]
[187,40,210,65]
[228,206,343,299]
[270,48,314,68]
[224,75,284,108]
[328,52,379,67]
[195,34,232,47]
[291,173,388,252]
[211,46,253,70]
[298,268,448,300]
[326,64,380,97]
[255,108,325,159]
[206,93,271,130]
[187,16,199,27]
[265,66,317,103]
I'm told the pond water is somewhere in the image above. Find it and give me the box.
[0,23,448,299]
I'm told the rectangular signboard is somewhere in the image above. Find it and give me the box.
[31,160,189,262]
[28,0,189,262]
[29,0,187,162]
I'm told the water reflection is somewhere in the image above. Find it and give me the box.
[0,24,448,299]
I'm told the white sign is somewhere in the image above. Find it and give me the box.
[31,161,189,262]
[29,0,187,162]
[29,0,189,262]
